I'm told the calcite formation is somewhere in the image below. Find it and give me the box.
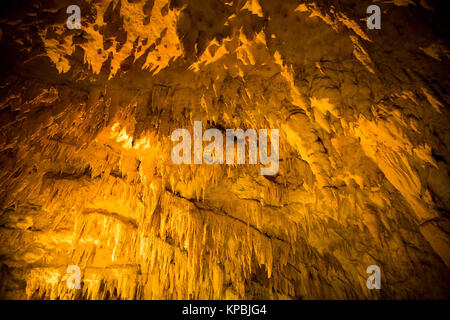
[0,0,449,299]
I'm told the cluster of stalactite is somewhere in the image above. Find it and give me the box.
[0,0,449,299]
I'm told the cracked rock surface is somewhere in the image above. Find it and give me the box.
[0,0,449,299]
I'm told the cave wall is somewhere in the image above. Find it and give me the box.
[0,0,449,299]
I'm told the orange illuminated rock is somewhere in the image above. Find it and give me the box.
[0,0,449,300]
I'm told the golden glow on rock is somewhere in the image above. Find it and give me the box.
[0,0,449,300]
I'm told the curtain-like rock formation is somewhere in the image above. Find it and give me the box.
[0,0,449,299]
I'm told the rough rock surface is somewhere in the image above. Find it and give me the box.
[0,0,449,299]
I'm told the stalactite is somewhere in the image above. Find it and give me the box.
[0,0,449,300]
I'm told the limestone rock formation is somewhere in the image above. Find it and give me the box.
[0,0,449,299]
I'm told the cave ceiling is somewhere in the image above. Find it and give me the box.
[0,0,449,299]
